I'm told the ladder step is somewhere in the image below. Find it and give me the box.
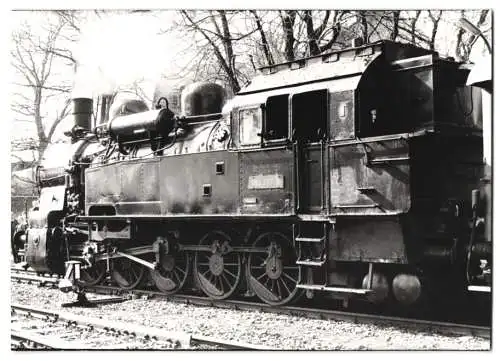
[295,237,324,243]
[468,285,491,293]
[296,284,373,294]
[296,260,325,266]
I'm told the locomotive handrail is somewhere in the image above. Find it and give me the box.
[77,214,298,221]
[327,133,412,147]
[235,144,291,153]
[334,203,380,208]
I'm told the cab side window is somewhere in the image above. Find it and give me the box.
[265,94,289,140]
[292,90,328,142]
[239,107,262,146]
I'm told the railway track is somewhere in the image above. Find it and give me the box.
[10,268,491,341]
[11,303,271,350]
[82,284,491,339]
[11,328,87,350]
[11,270,61,287]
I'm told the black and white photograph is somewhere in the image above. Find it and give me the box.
[8,4,493,351]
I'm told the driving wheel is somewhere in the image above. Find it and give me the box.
[247,231,303,306]
[193,230,242,299]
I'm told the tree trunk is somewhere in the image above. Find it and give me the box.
[249,10,274,66]
[410,11,421,44]
[281,10,296,62]
[391,11,400,41]
[358,11,369,43]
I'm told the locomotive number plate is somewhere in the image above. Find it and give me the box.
[248,174,284,189]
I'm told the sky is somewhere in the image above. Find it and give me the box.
[72,11,181,98]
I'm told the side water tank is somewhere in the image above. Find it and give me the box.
[181,82,226,116]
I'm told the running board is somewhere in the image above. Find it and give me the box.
[296,284,373,294]
[468,285,491,293]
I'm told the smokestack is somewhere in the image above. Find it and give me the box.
[72,98,93,131]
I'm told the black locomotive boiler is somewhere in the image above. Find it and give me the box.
[18,40,491,309]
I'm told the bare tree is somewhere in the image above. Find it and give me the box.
[163,9,489,99]
[358,11,370,43]
[300,10,345,56]
[455,10,490,61]
[409,10,422,44]
[179,10,246,93]
[11,12,80,160]
[249,10,274,66]
[390,11,400,41]
[427,10,443,50]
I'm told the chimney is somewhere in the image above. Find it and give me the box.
[72,98,93,131]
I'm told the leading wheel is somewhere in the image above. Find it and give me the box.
[247,231,303,306]
[78,261,106,287]
[193,230,242,299]
[111,258,145,290]
[150,250,190,294]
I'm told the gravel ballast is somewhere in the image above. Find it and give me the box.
[10,281,490,350]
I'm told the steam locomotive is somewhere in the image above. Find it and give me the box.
[15,40,491,309]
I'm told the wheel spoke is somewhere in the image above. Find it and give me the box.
[221,273,232,289]
[282,271,297,284]
[172,270,181,284]
[130,266,138,280]
[279,277,291,295]
[218,276,224,292]
[276,279,282,299]
[256,272,267,281]
[123,269,131,283]
[223,268,237,279]
[175,266,186,276]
